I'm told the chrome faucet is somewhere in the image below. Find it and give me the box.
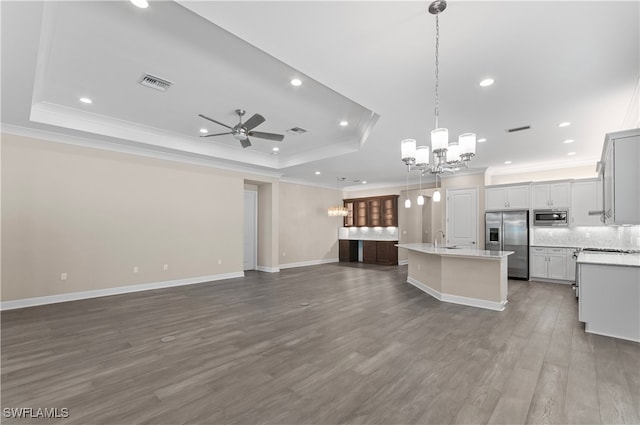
[435,230,445,248]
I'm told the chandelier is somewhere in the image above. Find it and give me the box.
[327,177,348,217]
[401,0,476,188]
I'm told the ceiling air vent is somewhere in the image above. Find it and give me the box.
[506,125,531,133]
[138,73,173,92]
[287,127,307,135]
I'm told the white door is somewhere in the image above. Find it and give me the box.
[446,187,478,247]
[243,191,257,271]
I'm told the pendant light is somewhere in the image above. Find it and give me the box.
[433,174,441,202]
[399,0,477,174]
[417,171,425,206]
[404,168,411,208]
[328,177,348,217]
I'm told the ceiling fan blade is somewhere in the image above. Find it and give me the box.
[198,114,233,130]
[248,131,284,142]
[200,132,233,137]
[242,113,266,131]
[240,137,252,149]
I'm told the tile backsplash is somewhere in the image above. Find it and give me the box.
[338,226,399,241]
[531,226,640,249]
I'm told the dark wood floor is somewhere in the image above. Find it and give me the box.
[2,263,639,425]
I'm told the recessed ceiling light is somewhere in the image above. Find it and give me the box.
[290,78,302,87]
[559,122,571,127]
[79,97,92,104]
[272,147,279,152]
[362,181,367,184]
[199,128,208,134]
[314,171,321,175]
[340,121,349,127]
[130,0,149,8]
[504,160,512,164]
[479,78,495,87]
[477,138,487,143]
[568,152,576,156]
[563,139,575,144]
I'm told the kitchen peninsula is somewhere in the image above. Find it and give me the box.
[397,243,513,311]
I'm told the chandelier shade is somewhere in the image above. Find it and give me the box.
[415,146,430,167]
[459,133,476,155]
[401,139,417,164]
[431,128,449,151]
[446,141,460,163]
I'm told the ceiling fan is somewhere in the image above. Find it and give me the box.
[198,109,285,148]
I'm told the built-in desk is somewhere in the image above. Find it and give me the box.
[397,243,513,311]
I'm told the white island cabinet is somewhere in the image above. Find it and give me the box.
[397,243,513,311]
[578,253,640,342]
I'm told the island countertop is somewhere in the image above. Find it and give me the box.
[577,252,640,268]
[397,243,514,259]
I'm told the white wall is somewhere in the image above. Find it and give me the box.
[2,133,244,301]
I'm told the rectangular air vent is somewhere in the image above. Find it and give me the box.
[287,127,307,135]
[138,73,173,92]
[506,125,531,133]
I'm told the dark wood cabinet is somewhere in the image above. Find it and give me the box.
[343,195,398,227]
[363,240,377,263]
[355,200,368,227]
[363,240,398,266]
[339,240,358,262]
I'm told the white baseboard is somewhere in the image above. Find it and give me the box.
[398,259,409,266]
[0,272,244,311]
[279,258,338,270]
[256,266,280,273]
[406,277,506,312]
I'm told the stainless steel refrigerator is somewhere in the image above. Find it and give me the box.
[485,211,529,279]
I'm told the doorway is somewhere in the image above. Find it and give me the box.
[243,190,257,271]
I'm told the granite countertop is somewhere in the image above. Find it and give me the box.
[396,243,514,259]
[577,252,640,268]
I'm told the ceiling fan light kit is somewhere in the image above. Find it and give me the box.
[401,0,477,206]
[198,109,284,149]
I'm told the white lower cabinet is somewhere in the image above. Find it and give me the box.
[530,247,574,281]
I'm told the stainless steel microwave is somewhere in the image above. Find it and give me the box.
[533,209,569,226]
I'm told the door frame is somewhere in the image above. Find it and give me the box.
[243,190,258,271]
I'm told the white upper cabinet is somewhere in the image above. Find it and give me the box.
[571,179,603,226]
[485,185,530,210]
[531,182,570,209]
[602,129,640,225]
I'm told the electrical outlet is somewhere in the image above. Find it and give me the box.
[282,251,286,257]
[163,264,169,271]
[417,264,421,270]
[133,266,139,273]
[60,273,67,281]
[217,259,222,265]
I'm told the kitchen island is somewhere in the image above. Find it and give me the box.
[577,252,640,342]
[397,243,513,311]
